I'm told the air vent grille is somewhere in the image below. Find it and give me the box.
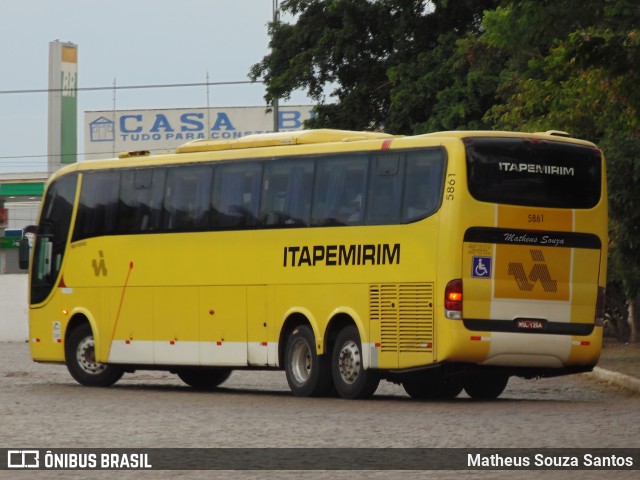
[370,283,434,353]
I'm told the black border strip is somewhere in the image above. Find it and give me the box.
[3,448,638,470]
[464,227,601,249]
[463,318,595,336]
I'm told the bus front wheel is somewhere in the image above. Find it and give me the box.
[284,325,332,397]
[332,325,379,399]
[65,323,123,387]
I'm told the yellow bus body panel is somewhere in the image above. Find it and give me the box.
[28,130,607,376]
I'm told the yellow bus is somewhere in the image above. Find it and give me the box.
[23,129,607,399]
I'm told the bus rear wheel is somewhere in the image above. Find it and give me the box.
[284,325,333,397]
[402,372,463,400]
[176,368,232,390]
[65,323,123,387]
[332,325,379,399]
[463,372,509,399]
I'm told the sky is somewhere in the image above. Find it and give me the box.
[0,0,309,173]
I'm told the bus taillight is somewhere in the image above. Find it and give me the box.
[445,279,463,320]
[595,286,606,325]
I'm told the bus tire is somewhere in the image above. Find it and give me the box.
[402,372,463,400]
[65,323,123,387]
[284,325,333,397]
[463,372,509,400]
[176,368,232,390]
[331,325,379,399]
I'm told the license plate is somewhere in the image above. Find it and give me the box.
[516,319,546,330]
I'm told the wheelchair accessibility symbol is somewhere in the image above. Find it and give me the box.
[472,256,492,279]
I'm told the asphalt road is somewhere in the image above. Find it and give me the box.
[1,342,638,480]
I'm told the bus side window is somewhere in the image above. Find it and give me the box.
[146,168,166,232]
[366,155,403,225]
[212,163,262,229]
[73,171,120,240]
[163,166,213,231]
[402,149,446,223]
[119,170,147,233]
[260,160,313,227]
[312,155,368,226]
[117,168,166,233]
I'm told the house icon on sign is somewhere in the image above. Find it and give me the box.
[89,116,115,142]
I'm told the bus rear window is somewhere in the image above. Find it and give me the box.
[465,137,602,208]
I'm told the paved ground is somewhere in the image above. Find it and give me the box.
[1,340,638,480]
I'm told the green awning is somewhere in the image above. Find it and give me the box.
[0,237,20,249]
[0,182,45,197]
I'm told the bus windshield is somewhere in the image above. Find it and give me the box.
[465,137,602,209]
[30,173,77,304]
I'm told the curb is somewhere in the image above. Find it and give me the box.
[584,367,640,394]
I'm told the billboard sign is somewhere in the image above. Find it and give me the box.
[84,106,314,160]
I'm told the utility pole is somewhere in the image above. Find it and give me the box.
[272,0,279,132]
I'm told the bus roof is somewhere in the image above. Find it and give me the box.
[175,129,396,154]
[420,130,598,148]
[173,129,597,155]
[47,128,599,183]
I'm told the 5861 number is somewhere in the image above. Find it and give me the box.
[446,174,456,200]
[528,214,544,223]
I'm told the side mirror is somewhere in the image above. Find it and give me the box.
[18,225,37,270]
[18,237,30,270]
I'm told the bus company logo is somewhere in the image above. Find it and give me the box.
[498,161,575,177]
[507,249,557,293]
[92,251,108,277]
[7,450,39,469]
[283,243,400,267]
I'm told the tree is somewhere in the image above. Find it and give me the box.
[385,29,504,133]
[475,0,640,341]
[250,0,498,133]
[565,3,640,341]
[569,2,640,342]
[602,139,640,343]
[252,0,640,340]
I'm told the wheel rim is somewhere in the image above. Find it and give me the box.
[337,340,361,384]
[76,336,107,375]
[290,338,312,386]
